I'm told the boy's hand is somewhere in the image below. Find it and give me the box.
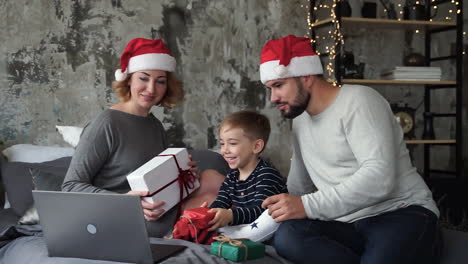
[207,208,233,231]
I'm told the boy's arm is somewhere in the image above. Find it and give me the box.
[231,169,286,225]
[209,180,232,209]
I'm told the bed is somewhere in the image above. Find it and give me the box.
[0,144,291,264]
[2,143,468,264]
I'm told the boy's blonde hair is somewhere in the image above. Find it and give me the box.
[219,110,271,152]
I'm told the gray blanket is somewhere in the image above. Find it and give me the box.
[0,224,290,264]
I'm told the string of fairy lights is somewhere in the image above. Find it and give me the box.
[304,0,464,83]
[303,0,344,85]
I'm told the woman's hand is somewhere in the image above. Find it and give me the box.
[207,208,233,231]
[187,154,200,177]
[127,190,166,221]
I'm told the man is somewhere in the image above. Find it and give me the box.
[260,35,440,264]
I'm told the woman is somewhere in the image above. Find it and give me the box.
[62,38,218,237]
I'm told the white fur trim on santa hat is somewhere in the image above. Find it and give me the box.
[128,53,176,73]
[260,55,323,84]
[274,65,288,76]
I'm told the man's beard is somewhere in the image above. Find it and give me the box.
[278,79,310,119]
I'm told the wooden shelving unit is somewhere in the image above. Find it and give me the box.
[309,0,463,179]
[405,139,456,145]
[311,18,334,28]
[342,79,456,85]
[312,17,456,31]
[342,17,456,30]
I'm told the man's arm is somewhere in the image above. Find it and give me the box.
[286,133,316,196]
[262,134,312,222]
[301,90,398,220]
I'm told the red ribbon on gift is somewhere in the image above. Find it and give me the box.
[145,154,196,218]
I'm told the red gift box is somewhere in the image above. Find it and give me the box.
[171,207,219,245]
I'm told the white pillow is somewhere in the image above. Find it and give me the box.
[2,144,75,163]
[18,206,40,225]
[4,197,10,209]
[56,125,83,148]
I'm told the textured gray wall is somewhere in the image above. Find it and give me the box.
[0,0,465,176]
[0,0,309,175]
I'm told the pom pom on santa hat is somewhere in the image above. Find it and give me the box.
[115,38,176,81]
[259,34,323,84]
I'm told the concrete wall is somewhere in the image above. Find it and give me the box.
[0,0,310,175]
[0,0,465,176]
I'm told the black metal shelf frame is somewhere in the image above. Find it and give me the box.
[309,0,464,180]
[424,0,463,180]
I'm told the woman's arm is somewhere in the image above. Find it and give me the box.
[62,115,114,193]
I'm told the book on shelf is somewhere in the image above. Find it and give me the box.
[381,66,441,81]
[382,76,441,81]
[391,66,441,73]
[381,66,441,75]
[381,73,441,81]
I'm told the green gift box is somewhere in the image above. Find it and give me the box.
[210,236,265,262]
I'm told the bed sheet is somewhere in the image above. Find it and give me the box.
[0,231,291,264]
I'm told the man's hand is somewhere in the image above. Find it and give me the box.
[262,193,307,222]
[207,208,233,231]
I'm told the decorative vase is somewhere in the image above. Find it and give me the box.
[361,1,377,18]
[403,52,426,66]
[338,0,352,17]
[422,112,435,140]
[386,3,397,19]
[403,3,426,20]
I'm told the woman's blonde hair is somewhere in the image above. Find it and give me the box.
[111,72,184,108]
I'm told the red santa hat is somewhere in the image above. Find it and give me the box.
[115,38,176,81]
[259,35,323,84]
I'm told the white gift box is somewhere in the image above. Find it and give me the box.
[126,148,200,215]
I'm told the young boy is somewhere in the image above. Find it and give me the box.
[207,110,287,231]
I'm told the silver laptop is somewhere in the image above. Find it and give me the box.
[32,190,186,264]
